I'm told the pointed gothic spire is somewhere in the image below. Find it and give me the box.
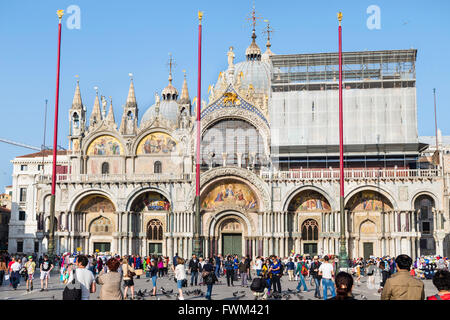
[106,96,116,125]
[126,74,137,107]
[72,79,83,109]
[180,70,190,104]
[90,87,102,126]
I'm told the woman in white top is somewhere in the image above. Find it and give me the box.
[175,257,186,300]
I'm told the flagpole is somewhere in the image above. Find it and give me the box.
[193,11,203,258]
[338,12,349,270]
[48,9,64,259]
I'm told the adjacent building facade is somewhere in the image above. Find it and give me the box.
[7,24,450,259]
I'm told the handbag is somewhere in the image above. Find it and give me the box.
[4,274,9,281]
[62,271,82,300]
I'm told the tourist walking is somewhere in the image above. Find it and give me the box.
[239,257,249,286]
[150,260,158,296]
[295,257,308,293]
[189,254,200,286]
[9,257,21,290]
[175,257,186,300]
[381,254,424,300]
[269,256,282,293]
[286,258,295,281]
[318,255,336,300]
[310,256,322,299]
[24,256,36,293]
[121,256,136,300]
[97,258,123,300]
[0,257,7,286]
[224,256,234,287]
[202,258,217,300]
[67,255,96,300]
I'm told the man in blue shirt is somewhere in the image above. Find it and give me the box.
[172,253,179,271]
[269,256,282,293]
[286,258,295,281]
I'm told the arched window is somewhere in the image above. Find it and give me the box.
[301,219,319,241]
[154,161,162,173]
[73,112,79,128]
[147,219,163,240]
[101,162,109,174]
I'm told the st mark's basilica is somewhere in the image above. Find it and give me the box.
[8,16,450,260]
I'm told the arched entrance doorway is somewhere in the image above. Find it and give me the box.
[359,220,377,260]
[288,190,331,256]
[130,191,170,256]
[75,194,116,254]
[219,217,244,257]
[147,219,164,256]
[414,195,436,256]
[301,219,319,256]
[89,216,113,253]
[346,190,393,258]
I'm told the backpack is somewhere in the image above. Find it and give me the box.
[62,270,82,300]
[301,263,308,276]
[250,277,265,293]
[278,261,284,277]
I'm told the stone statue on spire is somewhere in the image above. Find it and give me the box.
[227,46,235,69]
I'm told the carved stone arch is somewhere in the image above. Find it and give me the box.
[282,185,336,212]
[206,210,254,238]
[82,130,126,156]
[132,127,178,156]
[125,187,172,212]
[186,167,270,212]
[411,190,439,210]
[344,185,397,211]
[359,219,377,234]
[40,192,52,212]
[88,215,114,234]
[69,189,118,212]
[200,108,270,156]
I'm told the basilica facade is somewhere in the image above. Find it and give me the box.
[9,24,450,260]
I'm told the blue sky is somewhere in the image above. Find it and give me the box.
[0,0,449,189]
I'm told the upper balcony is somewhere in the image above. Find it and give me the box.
[36,167,440,185]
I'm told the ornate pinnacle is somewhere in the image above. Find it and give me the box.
[338,12,343,25]
[57,9,64,21]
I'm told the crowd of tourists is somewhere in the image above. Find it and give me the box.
[1,251,450,300]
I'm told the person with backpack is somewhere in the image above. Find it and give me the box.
[295,256,309,293]
[250,274,269,300]
[310,256,322,299]
[64,255,96,300]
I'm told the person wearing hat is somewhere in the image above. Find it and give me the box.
[24,256,36,293]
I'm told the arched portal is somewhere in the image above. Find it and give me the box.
[147,219,164,256]
[75,194,116,254]
[414,195,436,256]
[216,216,245,257]
[346,190,393,258]
[89,216,113,253]
[130,191,170,255]
[288,190,331,256]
